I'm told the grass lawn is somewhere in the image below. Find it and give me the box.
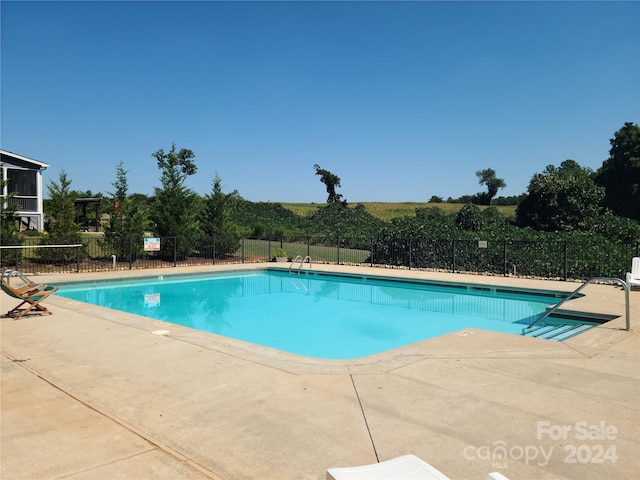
[243,238,370,264]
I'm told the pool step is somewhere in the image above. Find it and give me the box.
[523,321,596,341]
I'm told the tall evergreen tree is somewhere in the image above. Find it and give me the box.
[46,171,78,239]
[202,173,240,258]
[150,144,200,259]
[0,179,19,240]
[105,162,149,257]
[39,171,80,263]
[0,179,20,266]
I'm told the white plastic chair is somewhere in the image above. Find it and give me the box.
[326,455,450,480]
[487,473,510,480]
[326,455,510,480]
[626,257,640,289]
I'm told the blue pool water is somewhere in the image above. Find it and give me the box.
[56,270,559,360]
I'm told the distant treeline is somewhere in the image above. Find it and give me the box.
[430,194,527,206]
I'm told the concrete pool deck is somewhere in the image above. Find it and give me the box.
[1,264,638,480]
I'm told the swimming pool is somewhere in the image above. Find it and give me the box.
[56,270,587,359]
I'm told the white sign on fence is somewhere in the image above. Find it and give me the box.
[144,237,160,252]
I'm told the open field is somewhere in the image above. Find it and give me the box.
[281,202,517,222]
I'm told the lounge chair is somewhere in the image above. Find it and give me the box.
[1,269,58,319]
[626,257,640,290]
[326,455,509,480]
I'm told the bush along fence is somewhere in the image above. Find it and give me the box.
[1,235,638,281]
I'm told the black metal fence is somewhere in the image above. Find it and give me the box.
[1,235,638,281]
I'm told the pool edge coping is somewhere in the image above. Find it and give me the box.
[39,263,634,375]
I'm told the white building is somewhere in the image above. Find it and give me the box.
[0,150,49,231]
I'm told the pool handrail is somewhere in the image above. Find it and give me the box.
[524,277,631,333]
[289,255,302,273]
[298,256,312,272]
[289,255,311,273]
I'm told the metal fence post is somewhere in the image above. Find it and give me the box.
[128,236,133,270]
[452,239,456,273]
[370,237,374,267]
[337,237,340,264]
[242,237,245,263]
[173,237,177,267]
[563,240,568,281]
[409,238,412,270]
[503,239,507,276]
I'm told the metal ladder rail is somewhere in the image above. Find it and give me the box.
[288,256,302,273]
[524,277,631,333]
[298,256,312,272]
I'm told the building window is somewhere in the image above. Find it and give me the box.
[7,169,37,196]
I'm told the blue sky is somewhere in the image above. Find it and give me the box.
[2,1,638,203]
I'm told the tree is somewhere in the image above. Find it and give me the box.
[0,179,20,265]
[308,202,383,238]
[475,168,506,205]
[314,164,344,204]
[595,122,640,222]
[202,173,240,258]
[0,179,19,240]
[415,207,456,237]
[105,162,149,257]
[39,171,80,263]
[111,161,128,201]
[455,203,483,231]
[491,193,527,206]
[150,144,200,259]
[584,209,640,244]
[46,171,78,238]
[516,160,605,231]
